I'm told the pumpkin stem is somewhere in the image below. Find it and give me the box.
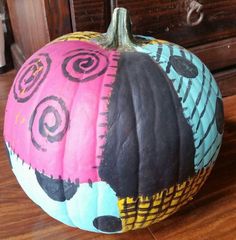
[96,8,137,51]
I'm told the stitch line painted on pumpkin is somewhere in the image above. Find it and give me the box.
[183,79,192,103]
[196,133,219,167]
[194,74,214,130]
[96,51,120,169]
[177,76,184,93]
[203,143,221,168]
[191,64,206,119]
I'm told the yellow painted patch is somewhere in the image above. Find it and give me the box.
[51,31,101,43]
[15,113,26,125]
[20,88,25,96]
[118,165,213,232]
[148,39,168,44]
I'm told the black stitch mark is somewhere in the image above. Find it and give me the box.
[204,143,221,168]
[183,79,192,103]
[99,112,108,116]
[104,83,113,88]
[99,123,108,127]
[101,96,109,100]
[75,178,80,186]
[196,114,216,149]
[191,64,206,118]
[156,45,163,62]
[88,179,93,188]
[107,73,116,77]
[196,133,218,167]
[195,78,213,132]
[177,77,183,93]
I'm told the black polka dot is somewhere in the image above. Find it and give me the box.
[35,170,77,201]
[93,215,122,232]
[215,97,224,134]
[169,55,198,78]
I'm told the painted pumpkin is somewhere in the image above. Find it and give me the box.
[4,8,224,233]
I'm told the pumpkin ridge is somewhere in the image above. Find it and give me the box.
[156,57,193,186]
[99,51,196,199]
[151,42,222,171]
[3,7,223,233]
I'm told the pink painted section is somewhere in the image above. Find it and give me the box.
[4,41,119,183]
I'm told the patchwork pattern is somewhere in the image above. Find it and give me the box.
[118,165,213,232]
[4,30,223,234]
[136,43,223,171]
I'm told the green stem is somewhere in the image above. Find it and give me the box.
[96,8,137,51]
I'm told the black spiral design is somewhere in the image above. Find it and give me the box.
[13,53,52,102]
[62,49,109,82]
[29,96,70,152]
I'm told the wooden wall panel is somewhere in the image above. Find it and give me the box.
[7,0,49,60]
[7,0,72,68]
[117,0,236,47]
[69,0,111,32]
[191,37,236,71]
[44,0,72,41]
[71,0,236,48]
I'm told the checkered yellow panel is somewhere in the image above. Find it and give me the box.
[52,31,101,43]
[118,165,213,232]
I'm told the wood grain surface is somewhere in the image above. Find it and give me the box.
[0,71,235,240]
[71,0,236,47]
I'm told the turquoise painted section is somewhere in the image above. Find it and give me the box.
[6,143,120,233]
[135,41,223,172]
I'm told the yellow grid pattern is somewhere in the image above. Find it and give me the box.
[118,165,213,232]
[52,31,101,43]
[52,31,167,46]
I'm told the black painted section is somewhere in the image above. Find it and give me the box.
[93,216,122,232]
[35,170,77,202]
[99,52,195,198]
[169,55,198,78]
[215,97,224,134]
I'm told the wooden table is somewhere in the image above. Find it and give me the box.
[0,70,235,240]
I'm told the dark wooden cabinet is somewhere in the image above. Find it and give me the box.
[7,0,72,68]
[7,0,236,96]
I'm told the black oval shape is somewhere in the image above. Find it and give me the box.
[93,215,122,232]
[215,97,224,134]
[35,170,77,202]
[169,55,198,78]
